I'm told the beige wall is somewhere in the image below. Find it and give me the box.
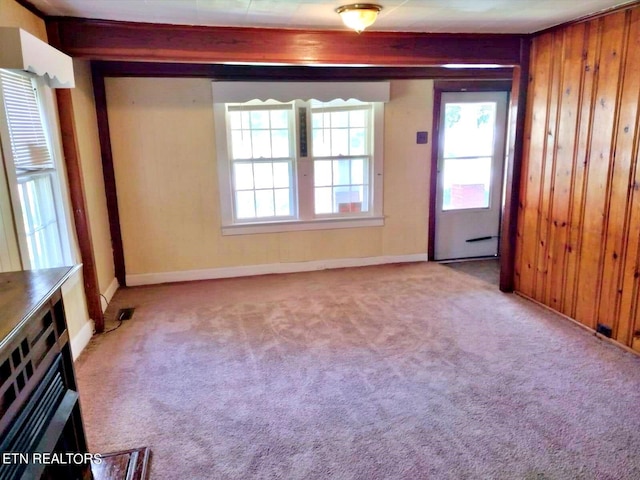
[106,77,432,277]
[0,0,47,40]
[1,0,95,357]
[70,59,116,298]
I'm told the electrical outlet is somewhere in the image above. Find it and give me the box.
[596,323,612,338]
[117,308,135,321]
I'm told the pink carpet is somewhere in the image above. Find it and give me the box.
[75,262,640,479]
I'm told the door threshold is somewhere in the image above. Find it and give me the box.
[437,256,499,264]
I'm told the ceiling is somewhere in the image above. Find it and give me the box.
[28,0,636,34]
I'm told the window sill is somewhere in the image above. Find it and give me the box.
[221,216,385,236]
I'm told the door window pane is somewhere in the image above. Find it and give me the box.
[442,157,491,210]
[443,102,496,158]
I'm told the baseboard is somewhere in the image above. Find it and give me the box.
[514,291,640,358]
[126,253,429,286]
[101,276,119,312]
[70,319,94,361]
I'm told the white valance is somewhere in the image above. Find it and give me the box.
[212,81,390,103]
[0,28,74,88]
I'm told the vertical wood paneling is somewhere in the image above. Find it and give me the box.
[544,23,586,311]
[617,7,640,349]
[562,20,600,319]
[534,31,564,303]
[516,34,553,297]
[574,12,626,330]
[516,4,640,348]
[598,9,636,338]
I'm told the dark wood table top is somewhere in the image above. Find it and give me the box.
[0,266,79,348]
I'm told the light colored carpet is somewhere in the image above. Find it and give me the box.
[75,262,640,479]
[442,258,500,286]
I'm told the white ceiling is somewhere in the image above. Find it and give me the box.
[28,0,636,34]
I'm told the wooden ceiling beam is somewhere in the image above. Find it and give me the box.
[46,17,527,66]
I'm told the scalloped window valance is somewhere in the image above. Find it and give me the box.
[212,81,390,103]
[0,28,74,88]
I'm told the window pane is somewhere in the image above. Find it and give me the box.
[335,186,358,213]
[18,176,64,269]
[350,186,367,213]
[274,188,291,216]
[360,186,370,213]
[333,159,350,186]
[330,111,348,128]
[255,190,275,217]
[311,112,323,129]
[351,158,365,185]
[250,110,270,129]
[270,110,288,129]
[234,163,254,190]
[349,128,366,155]
[315,187,332,214]
[312,129,330,157]
[273,162,290,188]
[331,129,349,157]
[231,130,252,159]
[253,163,274,189]
[314,160,332,187]
[236,191,256,219]
[349,110,366,127]
[251,130,271,159]
[442,157,491,210]
[229,111,242,130]
[271,129,290,158]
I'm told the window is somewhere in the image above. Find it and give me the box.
[311,100,371,215]
[213,83,387,235]
[0,69,71,269]
[227,104,295,220]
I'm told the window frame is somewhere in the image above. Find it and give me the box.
[0,69,74,270]
[226,101,298,223]
[214,98,384,236]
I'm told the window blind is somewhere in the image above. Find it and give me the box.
[0,70,54,172]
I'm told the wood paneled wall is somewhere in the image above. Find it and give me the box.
[516,5,640,350]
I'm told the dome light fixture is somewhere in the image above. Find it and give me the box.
[336,4,383,33]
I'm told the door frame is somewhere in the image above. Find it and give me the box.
[429,80,515,287]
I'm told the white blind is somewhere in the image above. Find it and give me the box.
[0,70,54,172]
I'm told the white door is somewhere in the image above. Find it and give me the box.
[434,91,508,260]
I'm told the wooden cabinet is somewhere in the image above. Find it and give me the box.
[0,267,91,480]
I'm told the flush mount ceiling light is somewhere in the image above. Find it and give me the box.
[336,4,383,33]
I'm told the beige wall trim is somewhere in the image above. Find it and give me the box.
[127,253,429,286]
[101,276,119,312]
[69,318,94,361]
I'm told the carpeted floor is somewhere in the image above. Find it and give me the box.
[75,262,640,480]
[442,258,500,286]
